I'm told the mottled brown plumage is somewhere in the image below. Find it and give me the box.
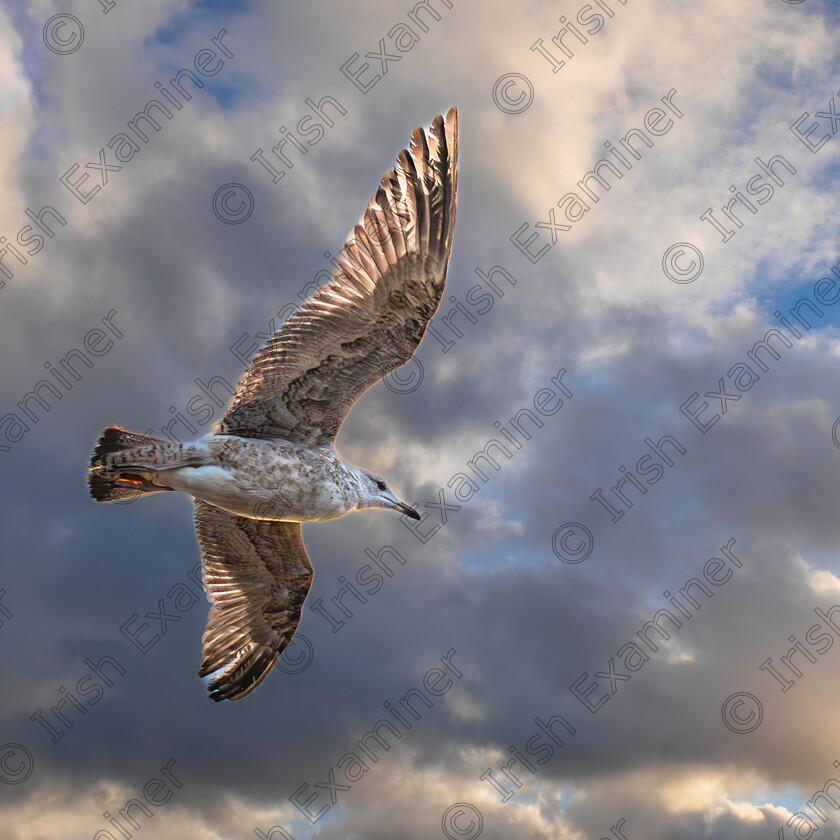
[193,502,312,701]
[88,108,458,701]
[219,109,458,446]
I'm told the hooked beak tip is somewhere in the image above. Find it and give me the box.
[399,503,422,521]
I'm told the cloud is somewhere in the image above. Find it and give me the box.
[4,1,840,838]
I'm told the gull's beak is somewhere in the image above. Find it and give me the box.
[382,491,421,520]
[398,501,422,521]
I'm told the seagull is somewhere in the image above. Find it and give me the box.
[88,108,458,701]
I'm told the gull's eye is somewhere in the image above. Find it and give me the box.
[375,479,386,491]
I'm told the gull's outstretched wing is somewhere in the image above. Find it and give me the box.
[193,500,313,702]
[218,107,458,446]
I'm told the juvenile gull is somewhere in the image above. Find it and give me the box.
[88,108,458,701]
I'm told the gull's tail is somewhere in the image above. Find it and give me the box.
[88,425,185,502]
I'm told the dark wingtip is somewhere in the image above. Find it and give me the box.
[204,647,279,702]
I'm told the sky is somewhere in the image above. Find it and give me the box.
[2,0,840,838]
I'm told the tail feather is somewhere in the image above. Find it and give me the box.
[88,425,185,503]
[88,470,165,503]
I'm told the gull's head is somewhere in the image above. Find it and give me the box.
[359,470,421,520]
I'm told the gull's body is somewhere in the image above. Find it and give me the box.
[88,108,458,701]
[119,435,388,522]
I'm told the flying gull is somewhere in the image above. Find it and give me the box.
[88,107,458,701]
